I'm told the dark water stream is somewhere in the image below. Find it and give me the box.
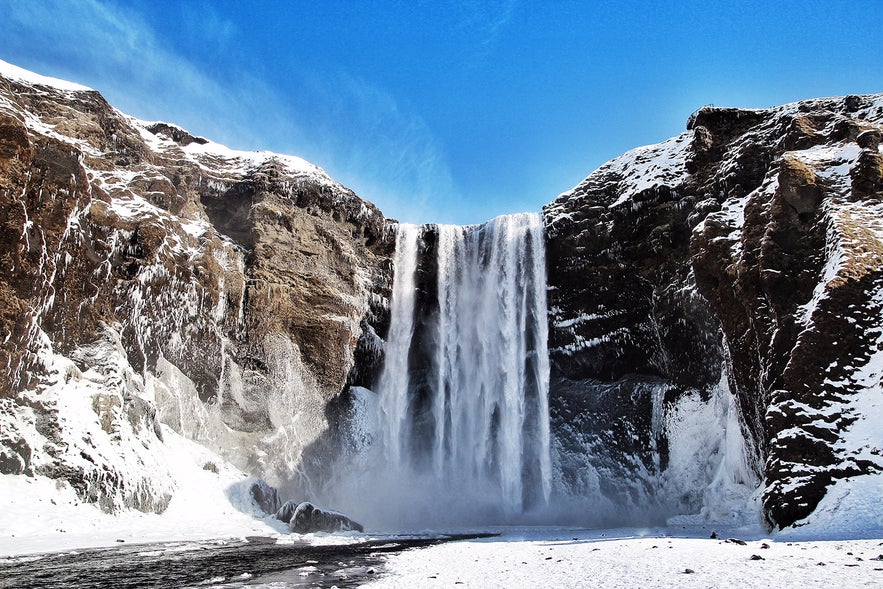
[0,533,494,588]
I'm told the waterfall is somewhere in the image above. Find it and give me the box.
[372,212,551,522]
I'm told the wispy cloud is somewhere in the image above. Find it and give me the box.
[2,0,458,223]
[455,0,518,53]
[3,0,260,141]
[305,70,459,223]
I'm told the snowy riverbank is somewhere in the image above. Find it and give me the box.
[2,424,881,586]
[365,526,883,589]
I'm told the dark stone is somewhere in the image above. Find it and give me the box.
[275,500,299,524]
[145,122,208,146]
[289,502,364,534]
[0,437,30,475]
[856,129,881,150]
[249,479,281,515]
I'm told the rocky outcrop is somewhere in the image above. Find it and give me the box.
[249,478,282,516]
[545,94,883,528]
[275,499,300,524]
[289,501,364,534]
[0,63,394,512]
[544,130,727,516]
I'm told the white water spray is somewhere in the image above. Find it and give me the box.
[373,212,551,521]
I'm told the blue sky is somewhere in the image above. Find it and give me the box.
[3,1,881,224]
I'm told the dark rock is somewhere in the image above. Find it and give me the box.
[145,122,208,146]
[851,150,883,197]
[289,501,364,534]
[275,500,299,524]
[249,479,281,515]
[856,129,881,150]
[749,554,764,561]
[0,437,31,475]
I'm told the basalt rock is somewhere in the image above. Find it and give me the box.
[275,499,300,524]
[546,93,883,528]
[289,501,364,534]
[249,478,282,516]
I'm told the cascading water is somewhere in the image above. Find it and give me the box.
[354,212,551,526]
[324,210,755,529]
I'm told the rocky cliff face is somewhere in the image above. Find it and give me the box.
[2,60,881,532]
[0,62,393,511]
[545,94,883,528]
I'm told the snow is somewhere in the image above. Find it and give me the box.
[365,527,883,589]
[606,132,693,202]
[128,116,334,183]
[0,59,92,92]
[546,131,692,222]
[0,428,281,557]
[0,425,376,558]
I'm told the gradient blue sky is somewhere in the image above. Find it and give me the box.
[3,1,881,224]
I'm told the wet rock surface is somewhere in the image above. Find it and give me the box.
[289,501,364,534]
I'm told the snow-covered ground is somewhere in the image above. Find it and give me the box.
[0,426,297,558]
[366,526,883,589]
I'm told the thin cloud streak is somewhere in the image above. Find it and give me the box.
[2,0,459,224]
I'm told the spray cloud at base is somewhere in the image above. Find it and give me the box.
[314,213,756,530]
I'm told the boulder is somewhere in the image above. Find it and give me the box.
[249,479,281,515]
[275,499,299,524]
[289,501,363,534]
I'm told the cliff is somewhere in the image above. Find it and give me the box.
[545,94,883,528]
[0,60,393,511]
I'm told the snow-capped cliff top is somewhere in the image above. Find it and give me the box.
[0,60,337,189]
[129,117,334,182]
[546,93,883,227]
[0,58,92,92]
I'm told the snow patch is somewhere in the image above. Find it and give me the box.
[0,59,92,92]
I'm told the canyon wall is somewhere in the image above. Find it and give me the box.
[1,61,881,530]
[545,95,883,528]
[0,63,393,510]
